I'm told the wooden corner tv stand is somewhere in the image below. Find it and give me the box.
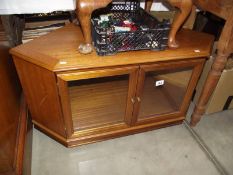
[10,24,214,147]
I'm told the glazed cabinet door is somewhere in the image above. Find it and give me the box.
[132,59,205,124]
[57,66,138,137]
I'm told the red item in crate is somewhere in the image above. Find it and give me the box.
[121,20,138,31]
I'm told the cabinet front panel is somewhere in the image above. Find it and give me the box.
[57,66,138,136]
[138,67,193,120]
[68,75,129,130]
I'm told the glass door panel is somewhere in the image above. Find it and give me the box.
[68,75,129,131]
[138,67,193,120]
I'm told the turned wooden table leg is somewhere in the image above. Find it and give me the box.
[190,12,233,126]
[145,0,153,12]
[76,0,112,54]
[190,52,230,126]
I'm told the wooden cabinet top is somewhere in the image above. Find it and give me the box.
[10,24,214,72]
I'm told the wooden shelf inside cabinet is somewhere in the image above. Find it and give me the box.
[10,24,214,147]
[69,75,129,131]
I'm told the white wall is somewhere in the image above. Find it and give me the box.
[0,1,167,15]
[140,2,169,11]
[0,0,76,14]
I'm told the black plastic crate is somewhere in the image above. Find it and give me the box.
[91,1,170,56]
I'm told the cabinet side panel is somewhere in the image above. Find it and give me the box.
[13,57,66,137]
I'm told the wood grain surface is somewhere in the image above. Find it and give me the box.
[13,57,66,137]
[10,24,214,72]
[70,77,128,130]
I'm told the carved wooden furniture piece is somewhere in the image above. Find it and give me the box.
[189,0,233,126]
[76,0,112,54]
[76,0,193,54]
[11,24,213,147]
[146,0,192,48]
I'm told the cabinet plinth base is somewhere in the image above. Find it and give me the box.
[34,117,184,147]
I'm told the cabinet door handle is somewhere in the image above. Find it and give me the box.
[131,98,135,104]
[137,97,141,102]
